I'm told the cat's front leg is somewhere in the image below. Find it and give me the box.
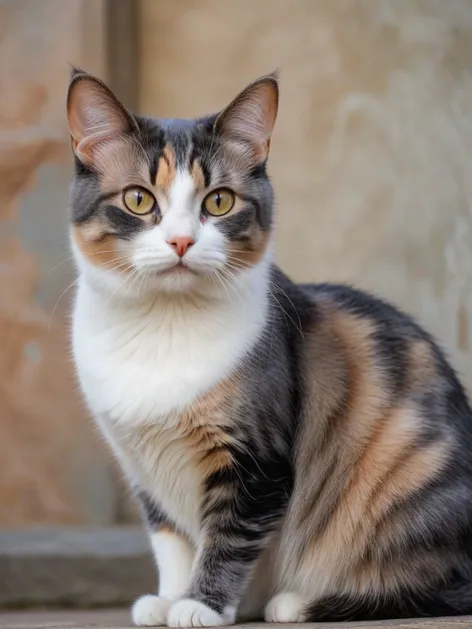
[133,492,195,627]
[167,446,292,627]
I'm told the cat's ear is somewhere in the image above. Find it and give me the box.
[67,71,137,165]
[215,72,279,165]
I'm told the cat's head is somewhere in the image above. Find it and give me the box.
[67,69,278,299]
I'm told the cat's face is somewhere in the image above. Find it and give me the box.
[67,71,278,298]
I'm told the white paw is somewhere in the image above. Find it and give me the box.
[132,595,172,626]
[264,592,306,623]
[167,599,232,627]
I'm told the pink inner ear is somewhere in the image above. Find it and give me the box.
[217,78,278,165]
[73,127,123,166]
[67,77,131,163]
[74,133,111,164]
[224,84,277,143]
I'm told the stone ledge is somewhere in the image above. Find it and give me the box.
[0,528,156,608]
[2,610,472,629]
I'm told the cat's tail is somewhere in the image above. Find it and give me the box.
[305,578,472,622]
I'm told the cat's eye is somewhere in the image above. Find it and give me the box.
[203,189,235,217]
[123,187,156,215]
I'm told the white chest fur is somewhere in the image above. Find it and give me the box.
[72,268,268,537]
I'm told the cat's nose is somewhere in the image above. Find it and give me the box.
[167,236,195,257]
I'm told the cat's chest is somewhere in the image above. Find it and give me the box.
[72,282,264,537]
[73,294,245,424]
[107,419,203,540]
[73,314,219,538]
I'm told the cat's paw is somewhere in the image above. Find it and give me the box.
[264,592,306,623]
[167,599,233,627]
[132,594,172,626]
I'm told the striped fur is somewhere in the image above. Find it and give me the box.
[67,70,472,626]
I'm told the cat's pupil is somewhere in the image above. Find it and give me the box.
[136,191,143,206]
[216,193,221,207]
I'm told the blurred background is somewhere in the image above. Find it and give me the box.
[2,0,472,530]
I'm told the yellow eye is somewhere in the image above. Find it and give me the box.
[203,189,235,217]
[123,187,156,215]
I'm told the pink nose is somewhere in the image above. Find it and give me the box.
[167,236,195,257]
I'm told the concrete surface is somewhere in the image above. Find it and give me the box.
[3,531,472,629]
[2,611,472,629]
[0,528,155,608]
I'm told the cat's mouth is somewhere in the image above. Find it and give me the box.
[159,262,196,277]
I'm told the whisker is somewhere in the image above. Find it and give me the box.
[122,267,145,304]
[48,257,134,331]
[45,247,133,280]
[109,266,140,306]
[268,290,291,336]
[218,267,248,309]
[210,270,233,305]
[48,277,81,333]
[44,255,76,278]
[224,248,259,257]
[225,256,305,340]
[271,280,304,340]
[226,259,253,273]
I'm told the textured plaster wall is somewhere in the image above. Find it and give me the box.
[0,0,122,526]
[3,0,472,526]
[140,0,472,389]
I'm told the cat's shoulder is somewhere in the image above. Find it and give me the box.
[270,266,424,335]
[299,280,428,339]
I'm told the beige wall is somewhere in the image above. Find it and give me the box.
[0,0,122,526]
[3,0,472,526]
[140,0,472,388]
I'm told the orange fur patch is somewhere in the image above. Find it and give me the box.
[130,374,238,485]
[156,145,176,194]
[179,376,239,477]
[296,403,449,596]
[408,339,436,388]
[225,227,270,269]
[156,523,177,534]
[191,158,205,191]
[327,311,388,444]
[281,305,451,599]
[71,223,131,272]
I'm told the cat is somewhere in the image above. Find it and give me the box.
[67,68,472,627]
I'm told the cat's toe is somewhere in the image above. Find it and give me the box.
[132,595,172,626]
[264,592,306,623]
[167,599,232,627]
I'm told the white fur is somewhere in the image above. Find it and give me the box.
[73,255,269,537]
[73,254,269,423]
[167,600,235,628]
[151,531,195,598]
[132,595,171,627]
[264,592,307,623]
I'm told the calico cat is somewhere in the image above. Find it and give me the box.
[67,68,472,627]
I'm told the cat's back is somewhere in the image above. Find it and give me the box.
[296,279,472,440]
[269,268,472,436]
[275,277,472,612]
[302,281,466,396]
[303,281,436,340]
